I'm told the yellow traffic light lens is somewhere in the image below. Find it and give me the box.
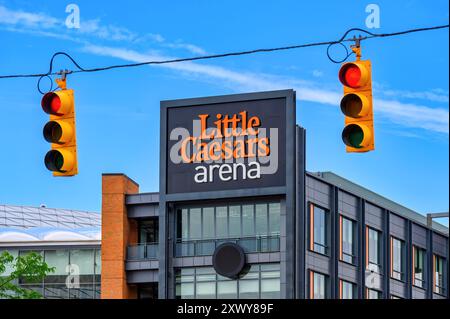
[44,149,75,172]
[339,62,369,88]
[43,120,74,144]
[340,93,370,118]
[342,124,372,148]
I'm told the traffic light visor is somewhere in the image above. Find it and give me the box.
[342,123,372,148]
[339,62,369,88]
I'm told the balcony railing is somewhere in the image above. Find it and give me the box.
[127,243,158,260]
[174,235,280,257]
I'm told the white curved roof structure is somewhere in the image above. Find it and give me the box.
[0,204,101,246]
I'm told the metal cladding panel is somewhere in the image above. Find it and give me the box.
[339,190,358,220]
[432,232,448,256]
[127,204,159,219]
[412,223,427,248]
[390,213,406,240]
[365,202,383,230]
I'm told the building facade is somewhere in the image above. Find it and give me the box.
[0,204,101,299]
[100,90,449,299]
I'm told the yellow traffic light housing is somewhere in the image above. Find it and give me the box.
[41,77,78,176]
[339,49,375,152]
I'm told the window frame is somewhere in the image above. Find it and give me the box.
[309,203,329,256]
[412,245,426,289]
[390,236,405,282]
[365,226,382,274]
[309,270,328,299]
[339,215,356,265]
[433,254,446,296]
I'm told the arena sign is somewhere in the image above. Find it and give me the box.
[161,90,293,194]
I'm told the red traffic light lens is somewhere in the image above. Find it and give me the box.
[339,63,364,88]
[41,92,62,115]
[344,65,360,87]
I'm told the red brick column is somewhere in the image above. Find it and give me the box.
[101,173,139,299]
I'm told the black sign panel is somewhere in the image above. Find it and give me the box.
[164,96,287,194]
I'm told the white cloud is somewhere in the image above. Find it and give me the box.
[1,5,448,135]
[312,70,323,77]
[0,5,60,29]
[0,5,204,55]
[82,44,449,134]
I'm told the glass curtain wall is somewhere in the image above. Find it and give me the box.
[2,248,101,299]
[175,264,280,299]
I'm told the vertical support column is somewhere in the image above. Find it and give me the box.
[358,199,366,299]
[101,173,139,299]
[330,186,339,299]
[426,228,433,299]
[295,126,306,299]
[383,210,390,299]
[406,220,412,298]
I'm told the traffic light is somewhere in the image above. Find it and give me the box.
[339,59,374,153]
[41,85,78,176]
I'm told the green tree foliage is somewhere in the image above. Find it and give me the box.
[0,251,55,299]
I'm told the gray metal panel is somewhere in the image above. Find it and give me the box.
[127,270,158,284]
[311,171,448,236]
[390,280,406,298]
[432,232,448,256]
[306,178,331,209]
[338,262,358,283]
[412,287,426,299]
[390,213,406,240]
[365,202,383,230]
[126,260,159,271]
[338,190,358,220]
[126,193,160,205]
[306,251,330,275]
[412,223,427,248]
[127,204,159,219]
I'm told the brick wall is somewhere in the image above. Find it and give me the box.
[101,173,139,299]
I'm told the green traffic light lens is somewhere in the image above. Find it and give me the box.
[44,150,65,172]
[342,124,364,148]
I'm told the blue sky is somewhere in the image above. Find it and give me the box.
[0,1,448,224]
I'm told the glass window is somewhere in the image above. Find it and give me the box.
[139,219,158,243]
[434,255,446,295]
[367,228,381,272]
[366,288,381,299]
[178,209,189,240]
[341,280,355,299]
[242,205,255,237]
[239,280,259,299]
[94,249,101,278]
[175,264,280,299]
[70,249,94,275]
[268,203,280,236]
[391,237,404,281]
[255,204,268,236]
[216,206,228,238]
[202,207,215,239]
[189,208,201,240]
[413,246,425,288]
[311,205,328,255]
[341,217,355,264]
[261,278,280,298]
[311,271,327,299]
[229,206,241,238]
[217,280,237,299]
[44,250,69,283]
[70,249,94,284]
